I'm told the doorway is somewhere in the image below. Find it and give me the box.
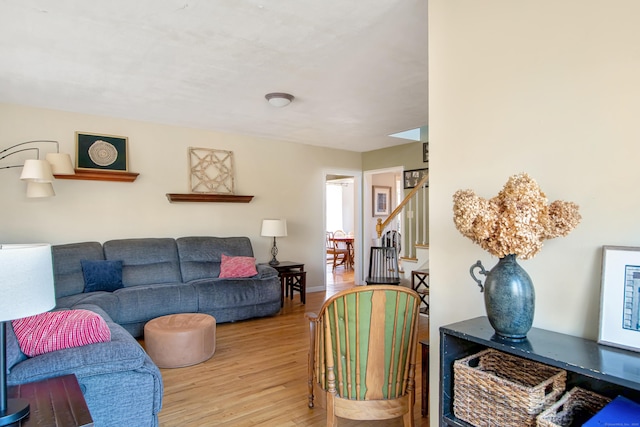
[324,169,362,287]
[362,166,404,274]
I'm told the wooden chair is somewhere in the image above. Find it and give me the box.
[306,285,420,426]
[365,246,401,285]
[326,232,336,264]
[326,231,348,271]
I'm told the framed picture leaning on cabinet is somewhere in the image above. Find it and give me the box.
[599,245,640,352]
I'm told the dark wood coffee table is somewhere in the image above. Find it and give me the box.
[8,374,93,426]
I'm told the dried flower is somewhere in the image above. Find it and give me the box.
[452,173,581,259]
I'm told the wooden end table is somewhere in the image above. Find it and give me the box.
[260,261,305,306]
[8,374,93,426]
[420,338,430,417]
[411,269,429,314]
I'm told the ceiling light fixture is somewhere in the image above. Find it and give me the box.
[265,93,294,108]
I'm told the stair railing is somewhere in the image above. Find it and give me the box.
[375,172,429,259]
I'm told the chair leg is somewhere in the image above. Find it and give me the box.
[402,410,414,427]
[326,393,337,427]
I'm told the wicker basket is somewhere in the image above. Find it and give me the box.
[453,348,567,427]
[536,387,611,427]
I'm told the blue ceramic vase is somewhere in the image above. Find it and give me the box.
[470,254,535,340]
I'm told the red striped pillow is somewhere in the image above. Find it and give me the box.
[12,309,111,357]
[219,253,258,278]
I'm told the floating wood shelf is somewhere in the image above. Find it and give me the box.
[166,193,254,203]
[54,169,139,182]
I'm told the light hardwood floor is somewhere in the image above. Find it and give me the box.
[144,264,429,427]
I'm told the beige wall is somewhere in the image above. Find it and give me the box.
[0,103,362,287]
[363,141,425,171]
[429,0,640,423]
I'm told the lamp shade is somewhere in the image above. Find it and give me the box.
[0,244,56,322]
[26,181,55,198]
[19,159,54,183]
[261,219,288,237]
[45,152,75,175]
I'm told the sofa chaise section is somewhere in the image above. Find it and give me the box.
[7,304,162,427]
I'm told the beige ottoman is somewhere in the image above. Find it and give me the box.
[144,313,216,368]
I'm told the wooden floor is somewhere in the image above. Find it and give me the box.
[147,264,429,427]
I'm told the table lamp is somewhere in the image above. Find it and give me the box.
[261,219,287,266]
[0,244,56,426]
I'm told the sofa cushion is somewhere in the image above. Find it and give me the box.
[81,259,124,292]
[219,254,258,278]
[103,238,182,286]
[177,236,255,282]
[5,322,27,375]
[115,283,198,327]
[12,309,111,357]
[56,292,120,323]
[52,242,105,298]
[194,277,281,311]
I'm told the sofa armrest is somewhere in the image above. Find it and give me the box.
[256,263,279,279]
[7,319,148,385]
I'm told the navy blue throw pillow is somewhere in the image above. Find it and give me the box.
[81,260,124,293]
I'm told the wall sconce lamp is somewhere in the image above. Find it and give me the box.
[0,140,75,198]
[261,219,288,266]
[265,93,294,108]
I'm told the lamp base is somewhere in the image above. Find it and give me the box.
[269,237,280,266]
[0,398,30,426]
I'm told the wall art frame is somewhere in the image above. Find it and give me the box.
[76,132,128,172]
[423,142,429,163]
[372,185,391,217]
[189,147,235,195]
[599,245,640,352]
[403,168,429,189]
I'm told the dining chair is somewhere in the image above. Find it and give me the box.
[326,232,348,270]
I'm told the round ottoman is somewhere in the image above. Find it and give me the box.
[144,313,216,368]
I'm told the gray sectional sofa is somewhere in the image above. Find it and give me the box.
[6,236,281,427]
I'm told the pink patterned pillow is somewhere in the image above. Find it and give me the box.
[12,309,111,357]
[219,253,258,278]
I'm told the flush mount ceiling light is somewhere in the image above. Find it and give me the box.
[265,92,294,107]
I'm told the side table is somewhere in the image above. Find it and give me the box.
[411,269,429,314]
[260,261,306,306]
[8,374,93,426]
[420,338,430,417]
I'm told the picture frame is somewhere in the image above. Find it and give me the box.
[372,186,391,217]
[189,147,235,194]
[76,132,128,172]
[403,168,429,189]
[599,245,640,352]
[423,142,429,163]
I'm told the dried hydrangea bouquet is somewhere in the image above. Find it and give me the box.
[453,173,581,339]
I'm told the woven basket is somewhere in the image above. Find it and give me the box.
[453,349,567,427]
[536,387,611,427]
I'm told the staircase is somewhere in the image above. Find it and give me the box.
[374,173,429,284]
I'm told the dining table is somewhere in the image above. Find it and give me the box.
[331,235,354,269]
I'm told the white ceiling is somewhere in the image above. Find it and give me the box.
[0,0,428,153]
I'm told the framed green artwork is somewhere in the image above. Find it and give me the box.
[76,132,128,172]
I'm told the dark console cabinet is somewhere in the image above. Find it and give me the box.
[440,316,640,426]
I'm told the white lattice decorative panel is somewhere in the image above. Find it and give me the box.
[189,147,235,194]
